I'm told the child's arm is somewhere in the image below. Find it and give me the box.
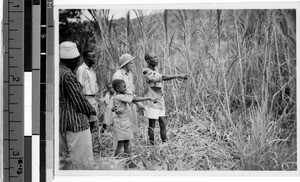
[115,94,157,104]
[132,96,157,103]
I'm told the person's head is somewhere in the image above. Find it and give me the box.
[119,53,136,72]
[145,52,158,67]
[83,50,96,68]
[112,79,126,94]
[106,82,114,94]
[59,41,81,72]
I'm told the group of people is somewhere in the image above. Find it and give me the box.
[59,41,187,170]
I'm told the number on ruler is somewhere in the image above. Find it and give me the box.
[17,168,23,175]
[13,4,20,8]
[12,76,20,82]
[18,159,23,164]
[17,159,23,175]
[12,150,20,156]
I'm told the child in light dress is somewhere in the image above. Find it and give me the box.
[111,79,157,157]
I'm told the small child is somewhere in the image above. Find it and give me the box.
[102,82,115,128]
[111,79,157,157]
[103,83,115,103]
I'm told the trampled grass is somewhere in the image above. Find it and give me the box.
[95,106,296,171]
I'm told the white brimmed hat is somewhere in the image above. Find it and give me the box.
[59,41,80,59]
[119,54,137,69]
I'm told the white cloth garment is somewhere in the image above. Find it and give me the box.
[59,129,98,170]
[76,62,99,95]
[76,62,99,122]
[112,68,140,135]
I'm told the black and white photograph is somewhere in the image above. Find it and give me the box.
[57,7,296,172]
[1,1,300,182]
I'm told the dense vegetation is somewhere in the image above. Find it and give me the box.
[60,9,296,170]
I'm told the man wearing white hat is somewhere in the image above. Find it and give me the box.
[112,54,143,141]
[59,41,97,170]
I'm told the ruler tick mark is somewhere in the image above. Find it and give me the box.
[9,139,18,141]
[9,84,24,86]
[9,157,23,160]
[9,11,24,13]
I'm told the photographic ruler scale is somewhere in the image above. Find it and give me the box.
[3,0,25,182]
[3,0,53,182]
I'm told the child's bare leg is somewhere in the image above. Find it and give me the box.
[158,117,167,142]
[148,119,156,145]
[123,140,131,157]
[114,141,124,157]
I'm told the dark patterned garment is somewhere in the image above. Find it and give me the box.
[59,65,95,133]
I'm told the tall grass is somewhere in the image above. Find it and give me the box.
[85,9,296,170]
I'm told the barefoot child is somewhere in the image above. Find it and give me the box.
[143,52,188,145]
[111,79,157,157]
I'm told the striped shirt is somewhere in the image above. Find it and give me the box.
[59,65,95,133]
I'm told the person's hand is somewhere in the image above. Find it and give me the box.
[151,98,158,103]
[137,106,145,115]
[89,121,95,131]
[138,104,146,111]
[178,74,188,80]
[95,92,101,100]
